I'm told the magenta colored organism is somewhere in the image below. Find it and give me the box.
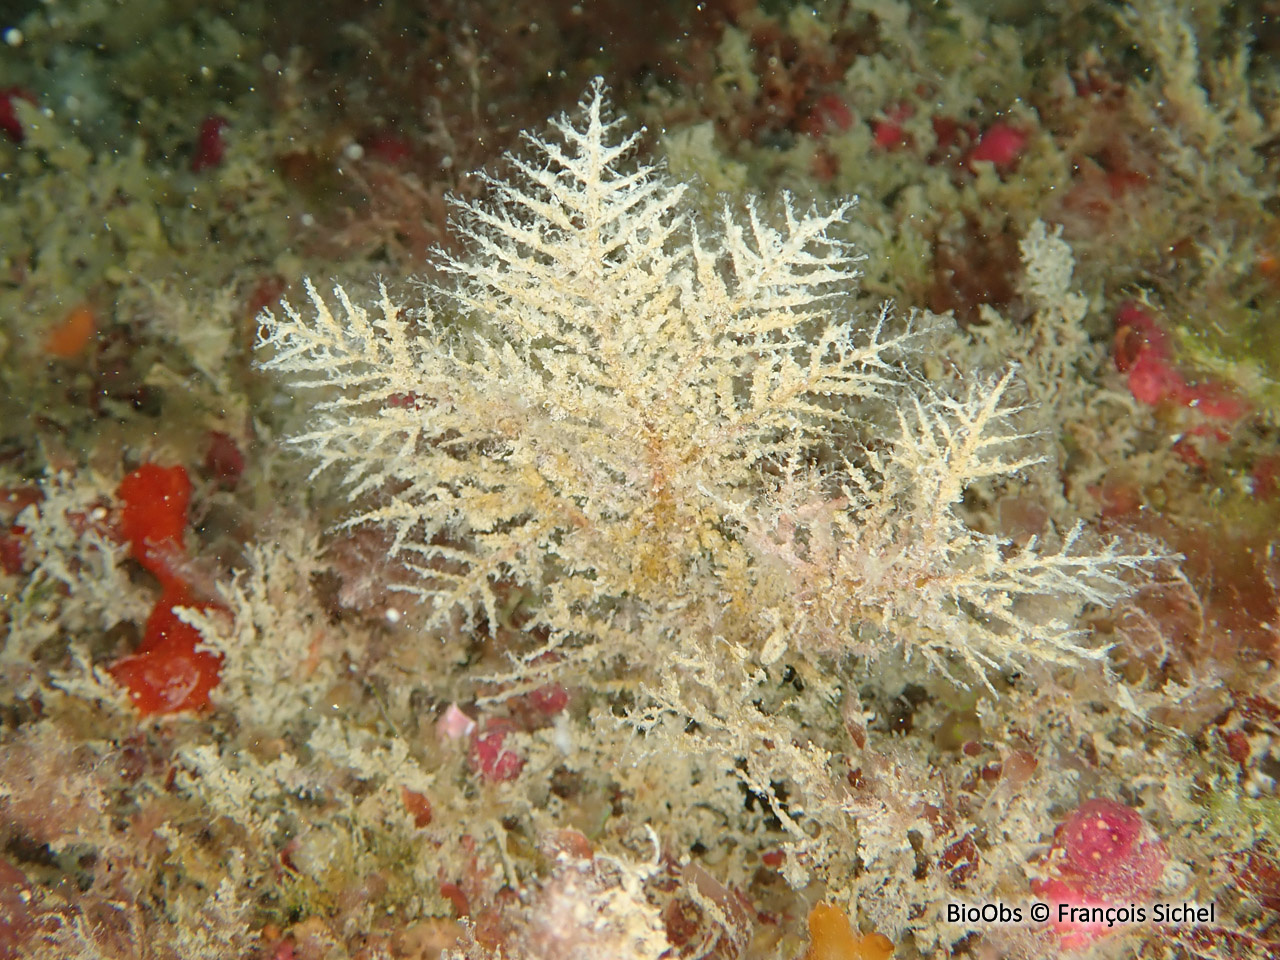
[1035,799,1168,949]
[1056,798,1166,898]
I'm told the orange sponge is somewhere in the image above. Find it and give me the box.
[804,903,893,960]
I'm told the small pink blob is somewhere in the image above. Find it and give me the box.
[1035,799,1168,950]
[0,87,36,144]
[469,722,524,783]
[969,122,1027,170]
[192,114,229,172]
[437,702,476,741]
[527,682,569,716]
[1126,350,1188,406]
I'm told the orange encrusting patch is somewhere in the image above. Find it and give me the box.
[109,587,222,715]
[803,903,894,960]
[117,463,190,590]
[108,464,223,715]
[44,302,96,357]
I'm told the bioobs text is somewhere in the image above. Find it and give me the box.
[946,902,1023,924]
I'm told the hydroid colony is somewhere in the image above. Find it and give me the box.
[260,79,1157,695]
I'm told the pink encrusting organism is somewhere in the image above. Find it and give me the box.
[1034,798,1168,949]
[1112,302,1248,419]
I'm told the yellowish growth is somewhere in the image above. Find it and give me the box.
[804,902,894,960]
